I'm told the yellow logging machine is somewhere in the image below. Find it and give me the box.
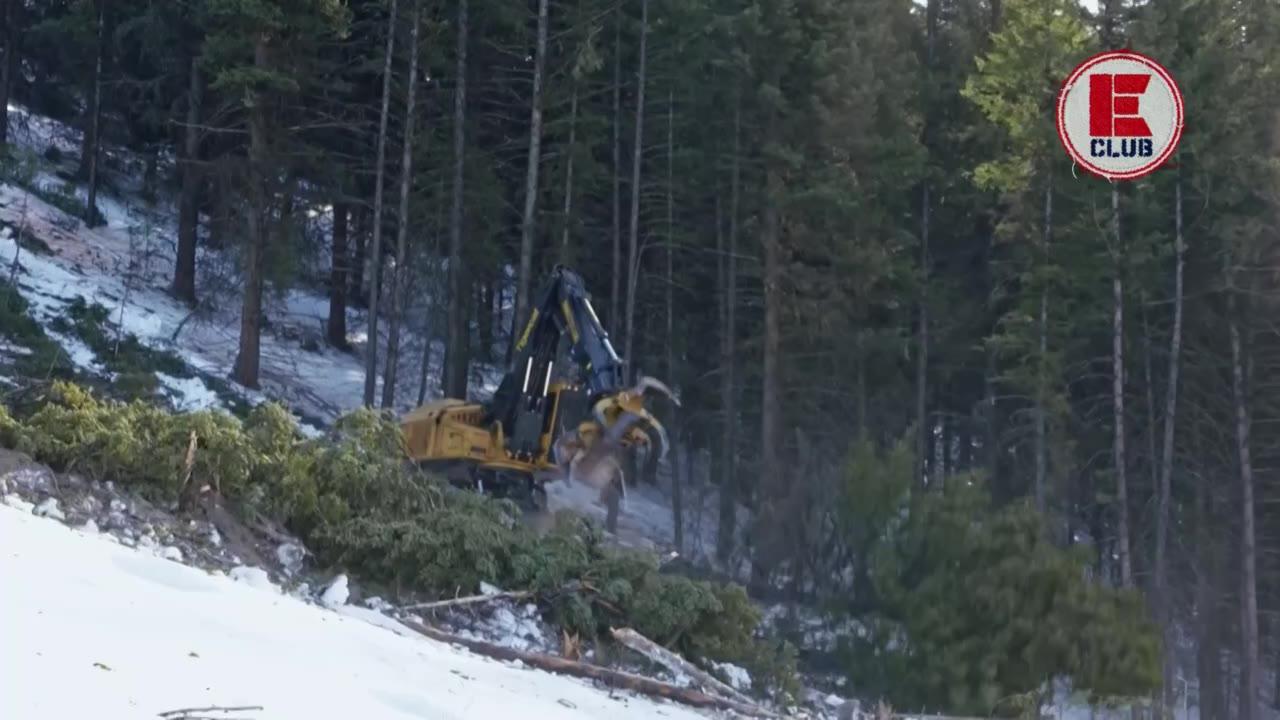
[399,265,677,511]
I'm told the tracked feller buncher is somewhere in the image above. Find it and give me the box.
[399,265,677,516]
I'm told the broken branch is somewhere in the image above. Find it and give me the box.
[397,618,780,718]
[157,706,263,718]
[400,589,532,612]
[177,430,199,512]
[609,626,763,710]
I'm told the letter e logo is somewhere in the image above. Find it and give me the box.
[1058,50,1183,180]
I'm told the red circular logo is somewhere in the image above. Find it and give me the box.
[1057,50,1184,181]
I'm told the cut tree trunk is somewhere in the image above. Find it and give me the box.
[327,202,350,348]
[362,0,399,407]
[173,54,203,305]
[515,0,549,342]
[400,590,531,612]
[382,0,423,409]
[397,619,777,718]
[609,628,765,712]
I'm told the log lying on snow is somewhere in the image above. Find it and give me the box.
[400,590,532,612]
[397,617,781,718]
[609,627,764,711]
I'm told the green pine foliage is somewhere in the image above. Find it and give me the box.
[0,382,797,698]
[837,458,1161,716]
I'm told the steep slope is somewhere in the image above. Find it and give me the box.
[0,500,716,720]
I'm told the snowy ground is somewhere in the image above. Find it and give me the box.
[0,500,725,720]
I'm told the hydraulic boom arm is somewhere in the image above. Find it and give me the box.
[487,265,675,476]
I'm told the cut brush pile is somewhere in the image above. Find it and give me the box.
[0,381,800,710]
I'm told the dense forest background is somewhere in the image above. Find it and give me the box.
[1,0,1278,717]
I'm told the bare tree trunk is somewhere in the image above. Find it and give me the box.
[0,0,17,147]
[664,87,682,553]
[442,0,469,399]
[350,206,367,304]
[1142,297,1158,522]
[610,6,622,332]
[1196,461,1223,720]
[327,202,350,348]
[716,99,740,566]
[560,81,579,261]
[173,54,203,305]
[399,619,776,718]
[916,184,929,487]
[1227,280,1260,720]
[82,0,106,227]
[623,0,648,383]
[382,0,423,409]
[916,0,938,490]
[362,0,399,406]
[418,174,445,405]
[232,35,271,390]
[515,0,549,339]
[1155,170,1184,718]
[1111,186,1132,588]
[757,146,783,575]
[1035,178,1050,512]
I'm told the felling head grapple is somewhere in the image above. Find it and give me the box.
[399,266,677,511]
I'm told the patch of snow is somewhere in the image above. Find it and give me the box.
[0,340,33,356]
[275,542,306,576]
[3,493,35,513]
[79,518,100,534]
[480,603,550,653]
[290,582,313,602]
[320,573,349,608]
[480,580,503,596]
[337,605,416,638]
[1,503,708,720]
[228,565,279,594]
[364,596,394,613]
[160,546,183,562]
[4,467,52,491]
[34,497,65,520]
[712,661,753,691]
[156,372,222,413]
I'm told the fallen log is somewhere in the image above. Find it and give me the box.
[609,626,763,710]
[400,590,532,612]
[397,617,781,718]
[157,706,263,718]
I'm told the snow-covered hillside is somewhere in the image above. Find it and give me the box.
[0,501,719,720]
[0,101,752,561]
